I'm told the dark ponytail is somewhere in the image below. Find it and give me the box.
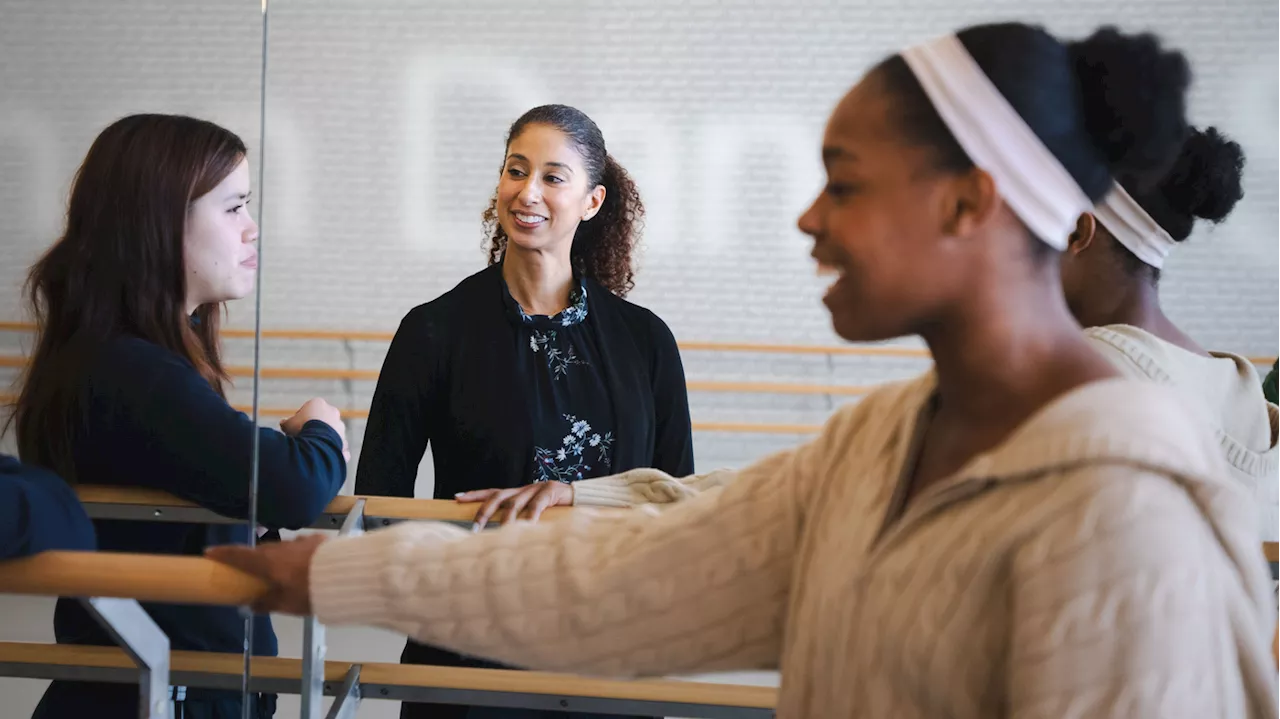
[483,104,644,297]
[569,154,643,297]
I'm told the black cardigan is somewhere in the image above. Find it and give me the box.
[356,264,694,500]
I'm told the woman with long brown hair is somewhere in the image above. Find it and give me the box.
[9,113,349,719]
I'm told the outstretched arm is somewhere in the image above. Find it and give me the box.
[310,441,821,678]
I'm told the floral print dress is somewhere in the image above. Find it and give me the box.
[501,277,617,484]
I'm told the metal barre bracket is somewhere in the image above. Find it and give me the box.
[302,499,365,718]
[324,664,362,719]
[82,597,171,719]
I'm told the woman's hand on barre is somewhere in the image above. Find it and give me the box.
[457,480,573,531]
[205,534,326,615]
[280,398,350,461]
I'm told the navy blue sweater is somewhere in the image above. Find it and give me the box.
[36,336,345,718]
[0,453,95,557]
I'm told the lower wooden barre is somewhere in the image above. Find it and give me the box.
[0,552,267,605]
[0,642,775,718]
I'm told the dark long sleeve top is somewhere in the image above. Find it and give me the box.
[353,264,692,687]
[0,453,95,558]
[356,263,694,500]
[41,335,345,717]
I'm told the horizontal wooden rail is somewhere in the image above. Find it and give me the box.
[0,354,877,397]
[0,642,777,716]
[64,485,1280,568]
[0,551,267,605]
[73,485,592,528]
[67,484,1280,591]
[0,392,823,435]
[1265,541,1279,563]
[57,483,1280,568]
[18,320,1271,366]
[0,320,933,359]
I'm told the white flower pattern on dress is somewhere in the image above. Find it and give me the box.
[529,330,585,378]
[515,280,614,483]
[521,284,589,379]
[534,413,614,483]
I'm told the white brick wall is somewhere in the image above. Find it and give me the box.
[0,1,1275,717]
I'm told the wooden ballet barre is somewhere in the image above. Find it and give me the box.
[0,390,823,434]
[1264,541,1279,564]
[6,321,1272,365]
[0,353,875,397]
[69,486,1280,582]
[0,551,267,605]
[74,484,591,530]
[0,642,776,718]
[0,320,929,359]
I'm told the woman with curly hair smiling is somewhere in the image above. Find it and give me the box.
[354,103,692,719]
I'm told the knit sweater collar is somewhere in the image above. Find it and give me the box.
[874,374,1245,556]
[898,372,1232,486]
[881,373,1270,633]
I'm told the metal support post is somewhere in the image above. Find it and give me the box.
[83,597,171,719]
[301,499,366,718]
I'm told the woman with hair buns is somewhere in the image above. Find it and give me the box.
[215,24,1278,718]
[1060,127,1279,543]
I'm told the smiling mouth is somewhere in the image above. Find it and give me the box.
[814,256,849,301]
[511,210,547,228]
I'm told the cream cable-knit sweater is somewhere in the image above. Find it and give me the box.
[1084,325,1279,542]
[312,375,1278,718]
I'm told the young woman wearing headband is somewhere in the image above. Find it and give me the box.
[211,23,1278,717]
[1060,128,1278,543]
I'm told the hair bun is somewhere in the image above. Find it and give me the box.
[1068,27,1191,186]
[1159,126,1245,222]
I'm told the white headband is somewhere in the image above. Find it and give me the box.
[900,34,1092,250]
[1092,182,1176,268]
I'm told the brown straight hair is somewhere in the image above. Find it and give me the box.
[7,113,247,481]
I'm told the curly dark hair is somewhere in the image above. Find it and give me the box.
[483,104,644,297]
[1112,126,1246,272]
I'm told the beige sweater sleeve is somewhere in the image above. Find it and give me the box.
[1007,466,1276,718]
[309,424,842,678]
[570,467,739,507]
